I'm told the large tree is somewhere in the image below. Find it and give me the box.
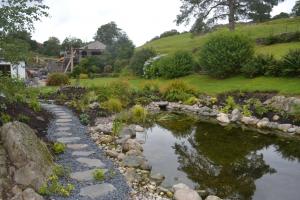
[292,0,300,16]
[108,34,135,60]
[61,37,84,50]
[94,22,121,46]
[176,0,284,32]
[41,37,61,57]
[0,0,48,63]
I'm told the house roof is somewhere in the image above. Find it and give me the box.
[81,41,106,50]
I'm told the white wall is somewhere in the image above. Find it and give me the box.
[0,61,26,79]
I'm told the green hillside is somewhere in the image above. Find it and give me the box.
[140,17,300,58]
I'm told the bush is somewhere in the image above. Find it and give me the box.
[93,169,106,181]
[113,59,130,73]
[131,105,148,123]
[281,49,300,77]
[200,32,254,78]
[160,29,180,38]
[145,51,195,79]
[257,32,300,45]
[53,142,66,154]
[129,48,156,75]
[79,73,89,79]
[47,73,70,86]
[101,98,123,113]
[184,96,199,105]
[242,54,278,78]
[79,113,90,125]
[161,80,197,102]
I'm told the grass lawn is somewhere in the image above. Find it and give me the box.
[66,75,300,96]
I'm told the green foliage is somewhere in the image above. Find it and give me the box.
[291,104,300,123]
[258,32,300,45]
[129,48,156,75]
[273,12,290,19]
[47,73,70,86]
[113,59,129,73]
[17,114,29,123]
[220,96,240,114]
[292,0,300,16]
[53,143,66,154]
[200,32,254,78]
[281,49,300,77]
[79,113,90,125]
[40,37,61,56]
[247,98,269,117]
[242,54,278,78]
[112,119,124,137]
[131,105,148,123]
[145,51,195,79]
[184,96,199,105]
[101,98,123,113]
[93,169,106,181]
[160,29,180,38]
[79,74,89,79]
[242,104,252,117]
[0,113,12,124]
[62,37,83,50]
[161,80,197,102]
[29,99,41,112]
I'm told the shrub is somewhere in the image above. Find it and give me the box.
[220,96,240,113]
[93,169,106,181]
[46,73,70,86]
[113,59,129,73]
[129,48,156,75]
[184,97,199,105]
[160,29,180,38]
[101,98,123,113]
[281,49,300,77]
[131,105,148,123]
[112,119,123,137]
[0,113,11,124]
[104,65,113,73]
[257,32,300,45]
[79,73,89,79]
[53,143,66,154]
[242,54,278,78]
[18,114,30,123]
[161,80,197,102]
[200,32,254,78]
[79,113,90,125]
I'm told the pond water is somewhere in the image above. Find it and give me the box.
[136,113,300,200]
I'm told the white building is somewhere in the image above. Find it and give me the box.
[0,60,26,79]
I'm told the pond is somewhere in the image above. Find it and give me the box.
[136,113,300,200]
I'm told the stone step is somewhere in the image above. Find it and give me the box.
[72,151,95,156]
[71,169,107,181]
[76,158,105,168]
[56,119,72,123]
[57,137,81,144]
[67,144,88,150]
[80,183,116,199]
[54,132,73,137]
[55,123,72,127]
[56,127,71,131]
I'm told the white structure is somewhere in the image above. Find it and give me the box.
[0,60,26,79]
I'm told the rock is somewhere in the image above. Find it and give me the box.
[117,153,125,161]
[11,193,23,200]
[140,160,152,171]
[72,151,95,157]
[122,139,143,153]
[22,188,44,200]
[123,155,144,168]
[266,122,279,130]
[116,135,131,145]
[157,101,169,110]
[278,124,293,132]
[76,158,105,168]
[256,118,270,129]
[56,137,80,144]
[89,102,100,109]
[71,169,107,181]
[12,185,22,195]
[120,127,136,139]
[80,183,116,199]
[126,149,143,156]
[150,173,165,185]
[288,127,296,133]
[95,123,113,134]
[106,150,119,158]
[272,115,280,121]
[0,122,54,191]
[172,183,190,192]
[98,135,114,144]
[241,116,259,126]
[295,127,300,135]
[231,109,242,122]
[67,144,88,150]
[135,125,144,132]
[174,188,202,200]
[216,113,230,124]
[124,168,138,183]
[205,195,222,200]
[264,96,300,114]
[198,106,217,117]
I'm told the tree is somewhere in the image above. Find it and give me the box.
[94,22,121,46]
[292,0,300,16]
[0,0,48,63]
[41,37,61,57]
[108,34,135,60]
[176,0,284,32]
[248,0,273,22]
[61,37,84,50]
[272,12,290,19]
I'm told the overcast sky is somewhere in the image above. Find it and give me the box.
[32,0,297,47]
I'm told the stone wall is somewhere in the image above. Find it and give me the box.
[0,139,11,199]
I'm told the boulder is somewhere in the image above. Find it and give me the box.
[135,125,144,132]
[95,123,113,134]
[122,155,145,168]
[157,102,169,110]
[264,96,300,114]
[174,188,202,200]
[205,195,222,200]
[216,113,230,124]
[120,127,136,139]
[230,109,242,122]
[106,150,119,158]
[140,160,152,171]
[122,139,143,153]
[198,106,218,117]
[22,188,44,200]
[0,122,54,191]
[272,115,280,121]
[266,122,279,130]
[89,102,100,109]
[278,124,293,132]
[241,116,259,126]
[98,135,114,144]
[126,149,143,156]
[172,183,190,192]
[295,127,300,135]
[256,118,270,129]
[150,173,165,185]
[117,153,126,161]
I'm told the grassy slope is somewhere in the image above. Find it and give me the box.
[140,17,300,58]
[69,75,300,96]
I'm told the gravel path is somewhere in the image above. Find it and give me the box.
[42,103,130,200]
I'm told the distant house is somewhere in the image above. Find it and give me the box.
[63,41,106,72]
[0,59,26,79]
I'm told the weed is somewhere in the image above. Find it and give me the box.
[101,98,123,113]
[79,113,90,125]
[131,105,148,123]
[53,143,66,154]
[184,96,199,105]
[93,169,106,181]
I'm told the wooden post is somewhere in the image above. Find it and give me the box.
[71,47,74,73]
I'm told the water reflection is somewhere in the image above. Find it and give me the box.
[137,113,300,200]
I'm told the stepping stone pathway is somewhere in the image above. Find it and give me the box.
[41,103,130,200]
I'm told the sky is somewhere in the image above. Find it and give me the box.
[32,0,297,47]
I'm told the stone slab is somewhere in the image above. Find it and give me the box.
[80,184,116,199]
[55,123,72,127]
[54,132,73,137]
[56,127,71,131]
[71,169,107,181]
[56,115,72,119]
[57,137,81,144]
[76,158,105,168]
[72,151,95,156]
[56,119,72,123]
[67,144,88,150]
